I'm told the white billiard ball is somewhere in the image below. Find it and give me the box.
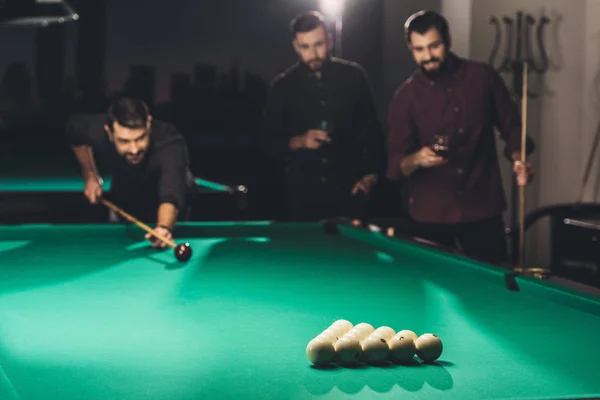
[396,329,418,341]
[415,333,443,363]
[353,323,375,337]
[329,320,353,336]
[317,330,339,344]
[344,327,369,342]
[388,333,417,364]
[334,336,363,365]
[331,319,353,329]
[373,326,396,341]
[361,334,389,364]
[341,330,364,344]
[368,224,381,233]
[306,337,335,366]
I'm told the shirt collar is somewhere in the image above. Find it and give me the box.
[297,57,334,79]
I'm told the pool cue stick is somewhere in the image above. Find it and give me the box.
[577,119,600,202]
[99,198,176,248]
[518,62,528,269]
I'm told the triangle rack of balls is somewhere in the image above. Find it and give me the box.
[306,320,443,367]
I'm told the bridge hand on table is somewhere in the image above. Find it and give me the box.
[145,226,172,248]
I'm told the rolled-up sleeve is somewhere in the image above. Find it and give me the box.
[386,83,419,181]
[157,141,189,211]
[489,67,535,159]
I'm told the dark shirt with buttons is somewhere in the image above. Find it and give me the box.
[66,113,195,221]
[386,52,534,224]
[261,57,386,208]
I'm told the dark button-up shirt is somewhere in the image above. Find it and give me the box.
[386,53,534,224]
[66,113,193,217]
[261,57,386,205]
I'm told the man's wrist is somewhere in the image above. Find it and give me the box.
[402,154,420,169]
[84,171,101,183]
[289,135,304,150]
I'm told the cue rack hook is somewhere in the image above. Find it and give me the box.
[488,11,551,98]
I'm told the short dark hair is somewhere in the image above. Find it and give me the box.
[106,96,150,131]
[290,11,326,38]
[404,10,450,45]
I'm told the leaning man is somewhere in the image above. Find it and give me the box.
[66,96,195,248]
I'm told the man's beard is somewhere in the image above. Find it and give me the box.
[306,55,328,71]
[123,151,146,165]
[419,57,447,78]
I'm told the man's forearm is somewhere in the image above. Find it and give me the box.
[72,145,100,180]
[156,202,178,230]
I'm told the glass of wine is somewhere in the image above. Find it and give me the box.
[431,134,450,158]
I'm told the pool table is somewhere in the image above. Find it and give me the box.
[0,174,248,223]
[1,220,600,400]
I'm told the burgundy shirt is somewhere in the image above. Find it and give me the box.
[386,53,534,224]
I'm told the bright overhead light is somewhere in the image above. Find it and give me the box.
[0,0,79,27]
[320,0,344,19]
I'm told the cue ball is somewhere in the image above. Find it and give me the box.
[388,333,416,364]
[174,243,192,262]
[415,333,443,363]
[306,338,335,366]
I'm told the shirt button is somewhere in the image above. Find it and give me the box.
[447,88,452,93]
[454,107,460,113]
[458,128,464,134]
[457,168,463,174]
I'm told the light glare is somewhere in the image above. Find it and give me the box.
[320,0,344,19]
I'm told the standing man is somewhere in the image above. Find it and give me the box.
[66,96,196,248]
[261,11,386,221]
[386,10,535,263]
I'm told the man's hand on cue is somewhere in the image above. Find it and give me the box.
[513,161,535,186]
[145,225,172,248]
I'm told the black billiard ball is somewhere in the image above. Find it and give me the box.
[174,243,192,262]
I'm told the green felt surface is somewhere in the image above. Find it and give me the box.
[0,176,229,193]
[0,222,599,400]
